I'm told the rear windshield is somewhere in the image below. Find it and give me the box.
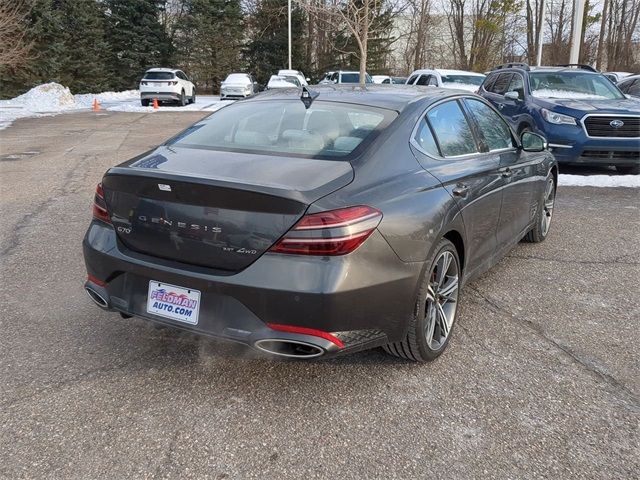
[225,74,250,82]
[144,71,175,80]
[168,100,395,159]
[530,72,624,100]
[441,74,485,86]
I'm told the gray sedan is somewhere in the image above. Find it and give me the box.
[83,85,557,362]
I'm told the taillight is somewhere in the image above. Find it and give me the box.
[92,182,111,224]
[270,205,382,256]
[141,81,148,86]
[170,81,178,85]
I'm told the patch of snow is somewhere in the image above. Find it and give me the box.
[105,96,233,113]
[443,83,480,92]
[559,174,640,188]
[532,89,608,100]
[0,83,234,130]
[75,90,139,108]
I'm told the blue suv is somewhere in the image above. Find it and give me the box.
[479,63,640,174]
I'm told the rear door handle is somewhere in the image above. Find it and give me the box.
[501,167,513,178]
[452,184,469,197]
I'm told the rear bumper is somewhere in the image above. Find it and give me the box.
[140,92,181,101]
[82,221,422,357]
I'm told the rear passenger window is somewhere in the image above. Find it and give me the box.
[407,74,419,85]
[490,73,513,94]
[416,75,429,86]
[414,119,439,156]
[427,101,478,157]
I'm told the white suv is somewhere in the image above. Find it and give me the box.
[405,69,485,91]
[139,68,196,106]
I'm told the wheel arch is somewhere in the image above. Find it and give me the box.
[550,164,558,186]
[442,229,465,274]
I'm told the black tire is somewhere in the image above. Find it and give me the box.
[141,99,150,107]
[189,88,196,104]
[179,90,186,106]
[524,172,556,243]
[616,165,639,175]
[383,238,461,362]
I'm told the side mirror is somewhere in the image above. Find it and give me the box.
[521,131,547,152]
[504,91,520,101]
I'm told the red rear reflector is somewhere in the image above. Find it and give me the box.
[92,182,111,224]
[87,274,106,286]
[267,323,344,348]
[270,205,382,256]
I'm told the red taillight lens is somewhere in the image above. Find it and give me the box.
[267,323,345,348]
[269,205,382,256]
[92,182,111,224]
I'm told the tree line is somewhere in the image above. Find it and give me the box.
[0,0,638,98]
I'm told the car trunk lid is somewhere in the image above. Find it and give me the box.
[101,146,353,272]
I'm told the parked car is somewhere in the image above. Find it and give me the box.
[319,71,335,83]
[278,69,309,86]
[83,85,557,362]
[220,73,259,99]
[406,69,486,91]
[319,71,373,84]
[603,72,633,83]
[267,75,301,89]
[617,74,640,99]
[139,68,195,106]
[479,63,640,174]
[372,75,406,84]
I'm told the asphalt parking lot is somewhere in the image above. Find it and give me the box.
[0,111,638,479]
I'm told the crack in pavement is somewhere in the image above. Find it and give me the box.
[466,285,640,411]
[506,252,640,266]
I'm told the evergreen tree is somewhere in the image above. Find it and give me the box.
[57,0,112,92]
[243,0,308,85]
[105,0,171,90]
[0,0,112,97]
[174,0,244,93]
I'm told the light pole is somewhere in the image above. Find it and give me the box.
[569,0,586,63]
[536,0,546,66]
[288,0,292,70]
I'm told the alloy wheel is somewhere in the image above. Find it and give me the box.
[541,178,555,236]
[424,250,459,350]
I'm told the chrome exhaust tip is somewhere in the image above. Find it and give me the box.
[84,286,109,309]
[254,339,325,359]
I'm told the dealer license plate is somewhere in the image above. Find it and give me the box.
[146,281,200,325]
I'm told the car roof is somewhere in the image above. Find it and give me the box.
[278,69,302,74]
[409,69,484,77]
[491,66,602,75]
[243,84,471,111]
[146,68,178,73]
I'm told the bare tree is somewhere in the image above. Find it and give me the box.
[605,0,640,70]
[444,0,518,71]
[297,0,382,85]
[595,0,609,69]
[0,0,32,70]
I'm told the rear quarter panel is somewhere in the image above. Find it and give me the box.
[311,100,464,265]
